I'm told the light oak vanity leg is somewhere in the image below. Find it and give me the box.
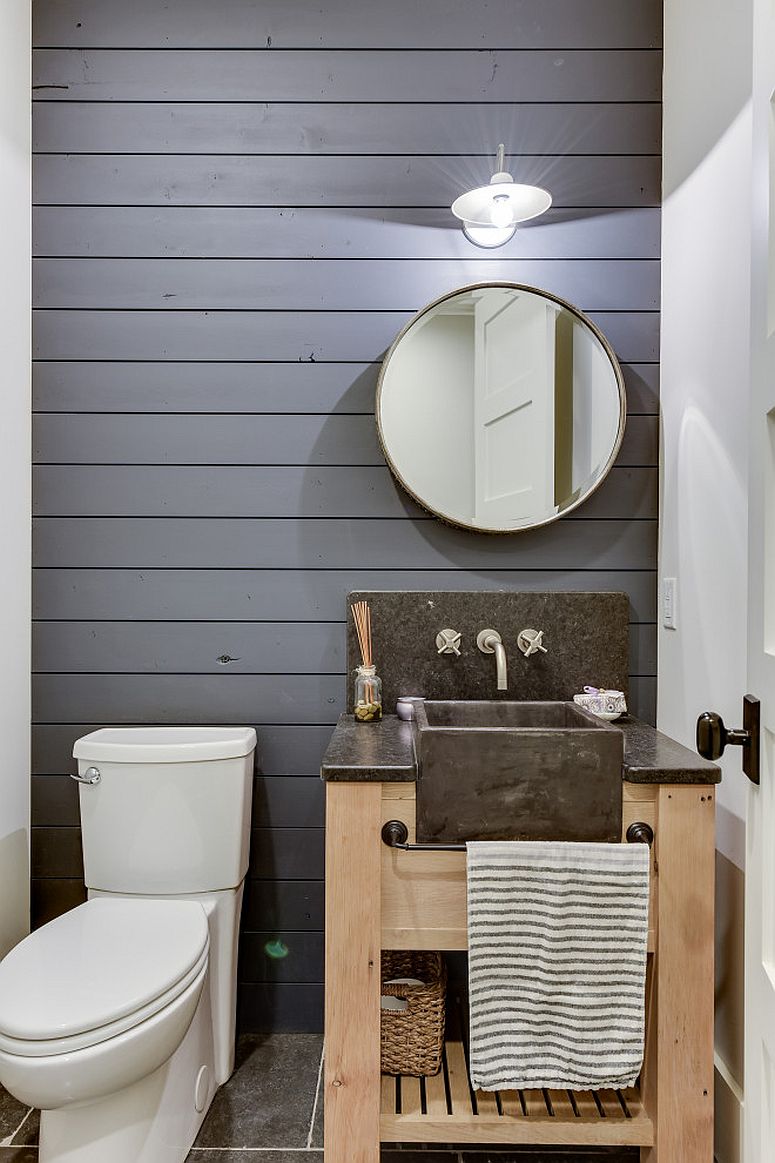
[324,782,382,1163]
[642,785,715,1162]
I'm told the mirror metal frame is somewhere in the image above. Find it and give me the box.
[375,281,627,534]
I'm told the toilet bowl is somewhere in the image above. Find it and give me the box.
[0,898,215,1162]
[0,726,257,1163]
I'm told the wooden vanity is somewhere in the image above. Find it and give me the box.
[322,714,719,1163]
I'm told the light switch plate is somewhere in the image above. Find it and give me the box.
[662,577,677,629]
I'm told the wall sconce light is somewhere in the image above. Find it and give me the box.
[451,144,552,249]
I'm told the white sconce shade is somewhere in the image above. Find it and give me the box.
[462,222,517,248]
[452,145,552,243]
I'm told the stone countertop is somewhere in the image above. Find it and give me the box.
[321,713,721,785]
[320,714,417,781]
[618,716,721,783]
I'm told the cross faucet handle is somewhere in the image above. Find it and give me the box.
[517,628,547,657]
[436,628,462,656]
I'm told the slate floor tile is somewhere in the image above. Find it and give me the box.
[9,1112,38,1148]
[0,1150,38,1162]
[192,1032,323,1148]
[0,1087,28,1144]
[309,1056,324,1148]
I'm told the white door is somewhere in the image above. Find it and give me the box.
[744,0,775,1157]
[473,290,555,526]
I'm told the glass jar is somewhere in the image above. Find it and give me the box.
[354,664,383,723]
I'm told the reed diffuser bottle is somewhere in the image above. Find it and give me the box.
[351,600,382,723]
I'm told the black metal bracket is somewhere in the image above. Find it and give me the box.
[696,693,760,785]
[381,818,654,852]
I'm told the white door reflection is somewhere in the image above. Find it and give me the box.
[377,284,625,534]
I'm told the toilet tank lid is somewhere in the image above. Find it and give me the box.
[73,726,257,763]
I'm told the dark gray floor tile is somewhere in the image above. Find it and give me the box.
[0,1149,38,1161]
[309,1054,324,1148]
[193,1032,323,1148]
[0,1087,28,1142]
[10,1112,38,1148]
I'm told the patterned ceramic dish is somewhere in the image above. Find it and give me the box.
[573,686,627,721]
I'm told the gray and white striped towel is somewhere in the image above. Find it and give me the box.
[467,840,650,1092]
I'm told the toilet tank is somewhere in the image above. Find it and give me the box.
[72,727,256,895]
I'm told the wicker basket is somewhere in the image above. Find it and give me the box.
[380,951,447,1077]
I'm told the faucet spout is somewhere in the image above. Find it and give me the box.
[490,637,507,690]
[477,629,508,691]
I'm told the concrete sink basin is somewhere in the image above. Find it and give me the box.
[413,700,624,843]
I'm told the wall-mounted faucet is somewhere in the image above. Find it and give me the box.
[477,629,507,690]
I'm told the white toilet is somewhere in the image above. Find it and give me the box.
[0,725,257,1163]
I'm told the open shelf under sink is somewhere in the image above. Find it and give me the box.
[380,995,654,1147]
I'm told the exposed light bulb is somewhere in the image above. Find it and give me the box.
[489,195,514,229]
[451,143,551,248]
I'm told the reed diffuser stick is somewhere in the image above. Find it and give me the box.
[350,600,380,717]
[350,600,373,667]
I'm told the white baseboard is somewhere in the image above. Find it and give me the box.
[715,1051,744,1163]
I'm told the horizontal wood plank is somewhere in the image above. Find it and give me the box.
[33,49,661,102]
[33,620,348,674]
[32,516,657,569]
[33,154,662,208]
[32,673,346,723]
[237,982,323,1033]
[31,878,87,928]
[32,102,661,156]
[32,257,660,311]
[33,309,660,362]
[249,827,325,880]
[631,622,657,675]
[32,618,655,677]
[31,722,338,776]
[32,360,660,415]
[31,774,80,826]
[242,879,325,931]
[31,672,656,727]
[32,465,657,520]
[239,931,323,983]
[251,777,325,829]
[33,0,662,50]
[631,676,655,723]
[32,569,658,623]
[32,414,657,467]
[32,206,662,260]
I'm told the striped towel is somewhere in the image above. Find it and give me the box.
[467,840,650,1092]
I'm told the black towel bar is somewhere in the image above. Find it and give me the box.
[381,819,654,851]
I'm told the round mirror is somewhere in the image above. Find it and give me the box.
[376,283,626,533]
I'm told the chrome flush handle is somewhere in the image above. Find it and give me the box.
[70,766,101,785]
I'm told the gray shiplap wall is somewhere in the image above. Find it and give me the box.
[31,0,662,1032]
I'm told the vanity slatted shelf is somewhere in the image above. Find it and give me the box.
[322,715,719,1163]
[382,994,653,1146]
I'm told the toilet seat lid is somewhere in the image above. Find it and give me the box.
[0,898,209,1043]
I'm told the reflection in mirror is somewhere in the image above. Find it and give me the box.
[377,284,625,533]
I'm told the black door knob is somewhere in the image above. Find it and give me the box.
[696,695,760,785]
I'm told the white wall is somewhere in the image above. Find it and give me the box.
[380,313,475,521]
[0,0,31,956]
[660,2,753,1159]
